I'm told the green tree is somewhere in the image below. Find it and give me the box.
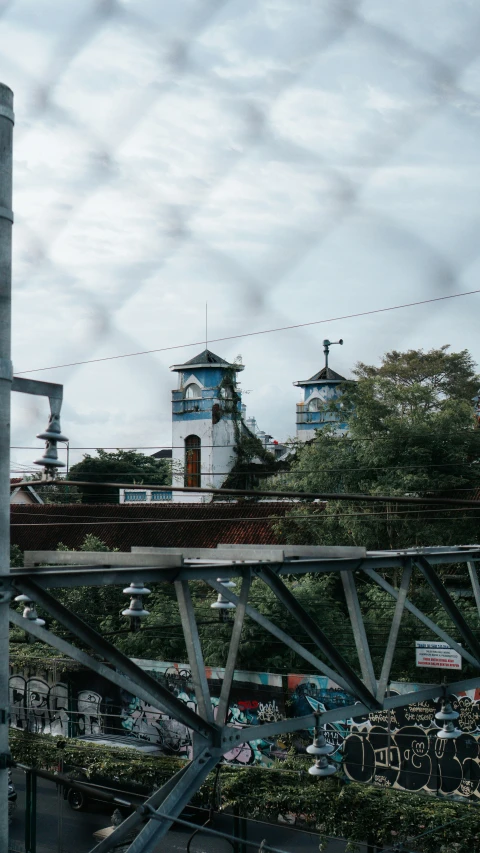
[69,449,171,503]
[275,346,480,551]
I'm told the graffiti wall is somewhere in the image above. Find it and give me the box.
[122,660,285,764]
[9,674,103,737]
[8,660,286,767]
[10,661,480,797]
[289,674,480,800]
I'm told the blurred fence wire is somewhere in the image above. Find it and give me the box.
[4,0,480,457]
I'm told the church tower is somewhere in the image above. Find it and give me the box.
[294,339,349,442]
[170,349,244,500]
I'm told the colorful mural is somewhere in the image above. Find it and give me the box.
[9,663,480,799]
[289,675,480,800]
[122,661,285,765]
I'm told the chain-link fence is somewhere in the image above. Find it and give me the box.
[3,0,480,464]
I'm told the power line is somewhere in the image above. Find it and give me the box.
[14,288,480,374]
[15,478,480,507]
[8,505,480,524]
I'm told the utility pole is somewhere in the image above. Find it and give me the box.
[0,81,13,851]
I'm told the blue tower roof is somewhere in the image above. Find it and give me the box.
[294,365,346,387]
[170,348,244,372]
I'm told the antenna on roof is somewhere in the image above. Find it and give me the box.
[323,338,343,369]
[205,302,208,351]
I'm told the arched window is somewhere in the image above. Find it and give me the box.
[185,383,201,399]
[185,435,201,487]
[307,397,322,412]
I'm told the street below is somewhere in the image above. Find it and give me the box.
[8,769,358,853]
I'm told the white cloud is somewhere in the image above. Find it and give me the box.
[3,0,480,471]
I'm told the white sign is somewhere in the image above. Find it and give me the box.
[415,641,462,670]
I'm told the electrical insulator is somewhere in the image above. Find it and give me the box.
[15,594,45,627]
[435,698,461,739]
[122,581,150,632]
[307,722,337,777]
[211,578,236,620]
[34,411,68,478]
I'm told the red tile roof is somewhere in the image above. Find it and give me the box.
[10,501,297,552]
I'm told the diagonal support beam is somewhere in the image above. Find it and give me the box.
[376,563,412,702]
[221,674,480,746]
[208,580,351,692]
[175,580,213,723]
[415,555,480,662]
[257,567,381,709]
[125,748,221,853]
[341,569,376,694]
[90,763,191,853]
[363,567,480,668]
[9,610,212,746]
[467,561,480,621]
[217,571,251,727]
[16,579,217,740]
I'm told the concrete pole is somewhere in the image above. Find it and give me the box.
[0,81,13,849]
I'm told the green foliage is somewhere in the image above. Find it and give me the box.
[219,762,480,853]
[68,449,171,503]
[275,346,480,550]
[10,544,23,568]
[9,729,183,789]
[10,731,480,853]
[353,346,479,418]
[57,534,116,553]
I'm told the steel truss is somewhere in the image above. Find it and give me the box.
[7,544,480,852]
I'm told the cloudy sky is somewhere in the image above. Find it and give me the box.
[3,0,480,473]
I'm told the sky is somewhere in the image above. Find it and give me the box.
[2,0,480,473]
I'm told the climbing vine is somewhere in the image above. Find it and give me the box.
[217,367,287,492]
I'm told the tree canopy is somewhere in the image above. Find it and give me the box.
[275,346,480,551]
[68,449,171,503]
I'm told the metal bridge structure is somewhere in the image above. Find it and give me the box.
[7,542,480,852]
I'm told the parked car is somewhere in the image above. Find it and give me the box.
[63,734,204,827]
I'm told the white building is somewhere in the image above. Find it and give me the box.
[170,348,244,503]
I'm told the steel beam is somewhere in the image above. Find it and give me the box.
[341,569,376,694]
[217,571,251,727]
[89,764,190,853]
[11,376,62,400]
[7,548,480,589]
[363,567,480,668]
[175,580,213,723]
[415,555,480,662]
[467,561,480,620]
[23,551,182,568]
[376,563,412,702]
[15,579,217,740]
[222,675,480,745]
[125,748,221,853]
[257,567,381,709]
[9,610,213,740]
[208,580,351,692]
[0,81,13,852]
